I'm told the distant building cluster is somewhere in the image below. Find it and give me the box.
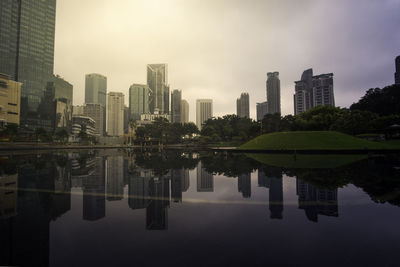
[0,0,398,139]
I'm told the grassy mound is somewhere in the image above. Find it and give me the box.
[239,131,388,151]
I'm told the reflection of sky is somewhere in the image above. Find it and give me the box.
[49,167,400,266]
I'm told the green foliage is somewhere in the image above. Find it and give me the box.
[239,131,389,151]
[134,119,199,144]
[350,84,400,116]
[201,115,260,143]
[55,128,69,143]
[35,127,53,142]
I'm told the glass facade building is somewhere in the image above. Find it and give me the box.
[147,64,169,114]
[129,84,149,121]
[0,0,57,130]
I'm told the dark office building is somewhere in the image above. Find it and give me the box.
[0,0,57,130]
[266,72,281,115]
[395,55,400,84]
[258,169,283,219]
[146,178,169,230]
[171,89,182,123]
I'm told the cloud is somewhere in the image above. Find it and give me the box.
[54,0,400,121]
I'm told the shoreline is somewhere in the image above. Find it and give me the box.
[1,142,400,154]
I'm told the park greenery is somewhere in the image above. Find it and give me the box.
[239,131,391,151]
[0,84,399,145]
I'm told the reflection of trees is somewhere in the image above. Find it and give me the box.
[200,152,261,177]
[133,150,199,176]
[284,155,400,207]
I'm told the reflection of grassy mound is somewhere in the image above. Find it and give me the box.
[247,153,366,169]
[239,131,388,151]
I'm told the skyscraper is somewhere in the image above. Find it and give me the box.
[294,68,313,115]
[256,101,268,121]
[129,84,149,121]
[294,69,335,115]
[107,92,124,136]
[312,73,334,107]
[147,64,169,114]
[85,73,107,135]
[0,0,56,129]
[171,89,182,123]
[196,99,213,130]
[395,55,400,84]
[266,72,281,114]
[236,92,249,118]
[106,155,124,201]
[181,99,189,123]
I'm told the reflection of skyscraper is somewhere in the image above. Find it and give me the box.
[0,173,18,219]
[106,156,124,201]
[83,157,106,221]
[269,176,283,219]
[296,179,338,222]
[181,169,190,192]
[146,177,169,230]
[171,169,186,202]
[238,173,251,198]
[128,169,151,210]
[197,162,214,192]
[258,169,283,219]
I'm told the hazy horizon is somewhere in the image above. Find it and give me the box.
[54,0,400,122]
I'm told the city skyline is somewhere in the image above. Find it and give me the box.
[53,0,400,122]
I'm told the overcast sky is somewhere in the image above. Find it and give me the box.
[54,0,400,122]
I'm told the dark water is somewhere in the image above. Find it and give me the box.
[0,149,399,266]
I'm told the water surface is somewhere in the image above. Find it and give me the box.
[0,149,399,266]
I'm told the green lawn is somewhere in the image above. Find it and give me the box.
[239,131,394,151]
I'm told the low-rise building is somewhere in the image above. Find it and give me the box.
[0,73,21,128]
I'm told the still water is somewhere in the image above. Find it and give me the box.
[0,149,399,266]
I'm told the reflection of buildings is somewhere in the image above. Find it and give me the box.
[197,162,214,192]
[0,157,72,266]
[238,173,251,198]
[128,169,151,209]
[106,156,124,201]
[182,169,190,192]
[146,177,169,230]
[0,174,18,219]
[296,179,338,222]
[82,157,106,221]
[258,169,283,219]
[171,169,187,202]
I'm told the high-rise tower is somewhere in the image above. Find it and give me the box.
[0,0,57,129]
[171,90,182,123]
[395,55,400,84]
[147,64,169,114]
[85,73,107,135]
[266,72,281,114]
[129,84,149,121]
[236,92,249,118]
[196,99,213,130]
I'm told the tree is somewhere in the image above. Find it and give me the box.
[350,84,400,116]
[55,128,69,143]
